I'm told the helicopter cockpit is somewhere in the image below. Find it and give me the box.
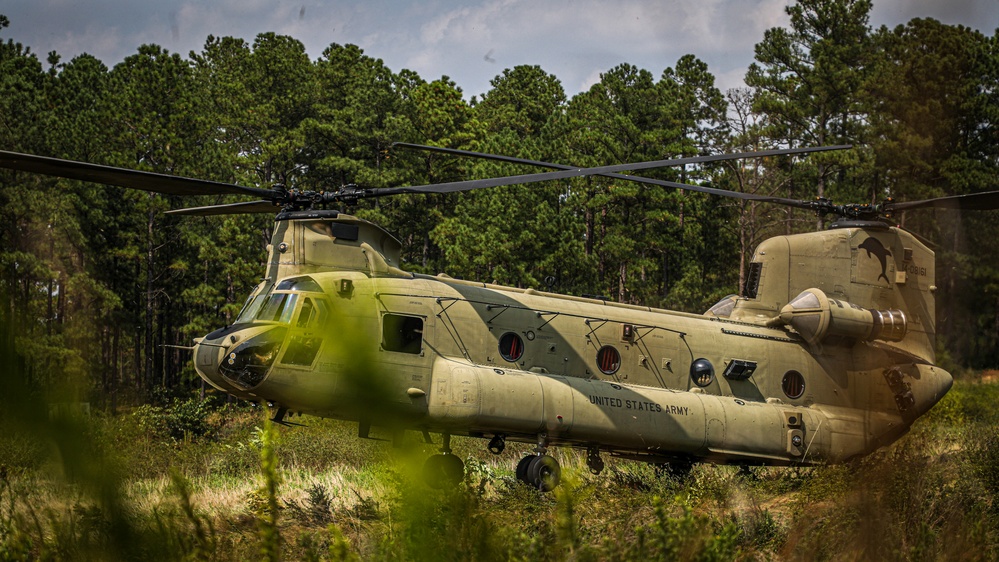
[235,276,329,324]
[199,276,332,392]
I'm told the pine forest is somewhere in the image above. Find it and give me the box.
[2,0,999,559]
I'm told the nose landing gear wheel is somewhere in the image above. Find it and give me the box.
[423,454,465,489]
[515,454,561,492]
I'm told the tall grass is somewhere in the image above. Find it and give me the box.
[2,375,999,560]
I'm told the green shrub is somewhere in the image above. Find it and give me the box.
[967,424,999,517]
[0,433,46,473]
[735,506,786,553]
[623,497,741,561]
[132,398,214,442]
[286,483,336,525]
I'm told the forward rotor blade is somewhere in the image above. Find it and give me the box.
[392,142,815,208]
[0,150,280,199]
[165,200,279,216]
[885,190,999,212]
[372,144,851,198]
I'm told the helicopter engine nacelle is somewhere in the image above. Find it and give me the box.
[779,288,907,345]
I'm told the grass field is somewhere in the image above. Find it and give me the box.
[2,373,999,561]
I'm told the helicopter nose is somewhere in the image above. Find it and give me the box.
[216,326,287,390]
[193,337,234,393]
[193,329,247,393]
[194,325,287,395]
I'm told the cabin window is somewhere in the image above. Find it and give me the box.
[782,370,805,399]
[382,314,424,354]
[499,332,524,362]
[596,346,621,375]
[690,358,715,387]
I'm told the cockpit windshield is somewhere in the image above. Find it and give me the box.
[256,293,300,323]
[234,276,329,326]
[234,282,269,324]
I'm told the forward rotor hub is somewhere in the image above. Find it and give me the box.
[806,198,892,223]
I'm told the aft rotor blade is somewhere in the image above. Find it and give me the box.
[392,142,815,208]
[369,145,851,198]
[165,200,279,216]
[0,150,281,199]
[885,190,999,212]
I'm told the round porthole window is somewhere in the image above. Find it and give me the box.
[782,370,805,399]
[690,358,715,387]
[498,332,524,362]
[596,346,621,374]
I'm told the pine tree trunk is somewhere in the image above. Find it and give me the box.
[145,202,155,392]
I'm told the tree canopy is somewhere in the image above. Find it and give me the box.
[1,1,997,407]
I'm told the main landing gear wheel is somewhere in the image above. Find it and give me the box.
[516,454,561,492]
[423,453,465,489]
[516,455,534,482]
[424,432,464,489]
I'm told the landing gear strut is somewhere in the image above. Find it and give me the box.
[488,434,506,455]
[423,433,464,489]
[586,446,604,475]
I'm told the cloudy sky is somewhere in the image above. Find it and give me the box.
[3,1,997,99]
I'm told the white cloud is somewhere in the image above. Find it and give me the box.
[578,68,605,93]
[420,6,475,44]
[3,0,997,99]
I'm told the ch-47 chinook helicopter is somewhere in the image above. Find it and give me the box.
[2,142,997,492]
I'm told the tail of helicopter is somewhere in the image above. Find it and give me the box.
[729,224,936,364]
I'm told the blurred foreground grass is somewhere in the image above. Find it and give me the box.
[3,373,999,561]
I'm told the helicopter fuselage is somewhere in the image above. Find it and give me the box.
[1,143,989,488]
[192,212,952,468]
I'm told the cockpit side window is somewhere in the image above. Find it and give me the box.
[296,298,315,328]
[279,296,330,367]
[295,297,330,329]
[312,299,330,327]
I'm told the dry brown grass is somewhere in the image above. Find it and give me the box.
[4,375,999,560]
